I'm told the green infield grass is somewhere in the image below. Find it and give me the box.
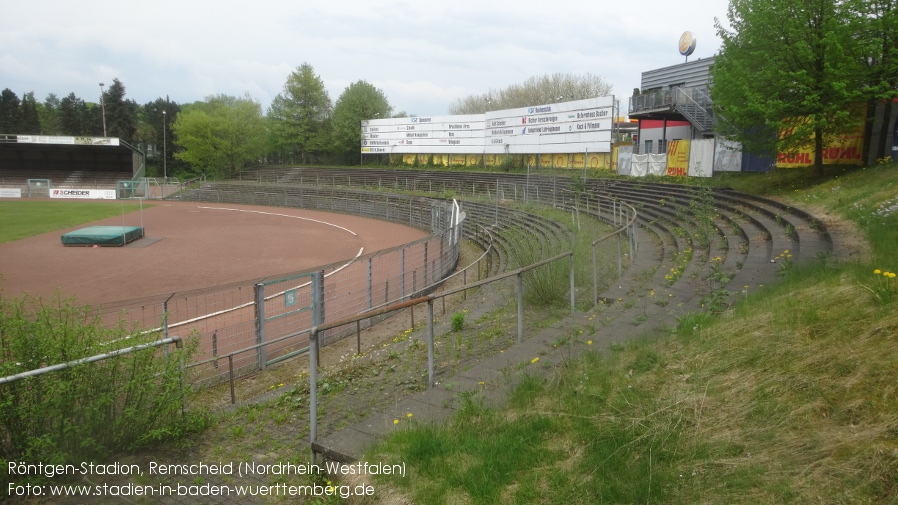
[0,200,150,244]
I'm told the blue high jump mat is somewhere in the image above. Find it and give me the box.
[61,226,145,247]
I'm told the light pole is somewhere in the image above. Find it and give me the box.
[99,83,107,137]
[162,110,167,198]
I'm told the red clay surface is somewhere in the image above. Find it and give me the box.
[0,201,427,306]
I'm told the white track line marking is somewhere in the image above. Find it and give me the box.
[197,205,358,236]
[141,205,367,334]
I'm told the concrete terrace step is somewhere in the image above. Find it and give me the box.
[191,168,833,467]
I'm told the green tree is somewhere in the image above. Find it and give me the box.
[0,88,21,133]
[846,0,898,162]
[137,97,181,176]
[39,93,62,135]
[449,72,613,114]
[100,78,139,141]
[173,93,267,178]
[267,63,333,164]
[712,0,866,175]
[18,92,41,134]
[59,92,90,135]
[331,80,392,165]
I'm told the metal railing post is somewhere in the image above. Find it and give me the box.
[516,273,524,344]
[427,298,435,388]
[617,232,623,279]
[592,243,598,307]
[228,355,236,404]
[309,327,319,464]
[254,282,266,370]
[569,253,576,313]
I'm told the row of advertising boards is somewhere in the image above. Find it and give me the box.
[361,96,615,155]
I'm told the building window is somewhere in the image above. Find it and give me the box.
[644,140,653,155]
[659,140,667,154]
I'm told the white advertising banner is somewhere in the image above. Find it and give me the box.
[0,188,22,198]
[361,114,486,153]
[688,139,715,177]
[714,139,743,172]
[50,189,117,199]
[16,135,120,146]
[361,97,615,155]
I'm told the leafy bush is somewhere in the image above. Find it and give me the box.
[0,293,198,467]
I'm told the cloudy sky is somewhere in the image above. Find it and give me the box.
[1,0,730,116]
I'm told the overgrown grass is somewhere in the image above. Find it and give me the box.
[348,162,898,504]
[0,200,148,243]
[506,206,623,309]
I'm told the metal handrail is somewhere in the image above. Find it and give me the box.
[0,337,183,385]
[308,248,577,459]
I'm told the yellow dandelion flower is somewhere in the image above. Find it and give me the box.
[874,269,881,275]
[407,412,413,418]
[393,419,399,425]
[587,340,593,345]
[890,273,897,279]
[531,357,540,364]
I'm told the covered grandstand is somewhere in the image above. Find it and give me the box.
[0,134,145,196]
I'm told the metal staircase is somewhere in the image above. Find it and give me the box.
[629,85,717,133]
[673,87,715,132]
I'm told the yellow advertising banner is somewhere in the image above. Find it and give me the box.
[539,154,553,167]
[552,154,571,168]
[776,133,864,167]
[450,154,466,166]
[587,152,607,170]
[666,140,690,177]
[776,108,865,167]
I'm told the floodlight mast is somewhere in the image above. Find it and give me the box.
[99,83,107,137]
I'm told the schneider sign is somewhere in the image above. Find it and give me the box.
[51,189,117,200]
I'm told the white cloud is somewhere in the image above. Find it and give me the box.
[0,0,728,115]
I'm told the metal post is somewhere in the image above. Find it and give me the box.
[356,321,362,355]
[309,328,319,463]
[516,273,524,344]
[228,355,236,404]
[162,298,169,340]
[254,282,266,370]
[592,244,598,307]
[570,253,576,313]
[367,257,373,309]
[427,299,435,388]
[311,271,324,364]
[617,233,623,279]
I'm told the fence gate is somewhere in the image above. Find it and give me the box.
[254,271,323,369]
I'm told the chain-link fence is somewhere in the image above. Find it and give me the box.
[95,186,463,386]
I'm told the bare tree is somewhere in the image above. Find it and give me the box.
[448,72,613,114]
